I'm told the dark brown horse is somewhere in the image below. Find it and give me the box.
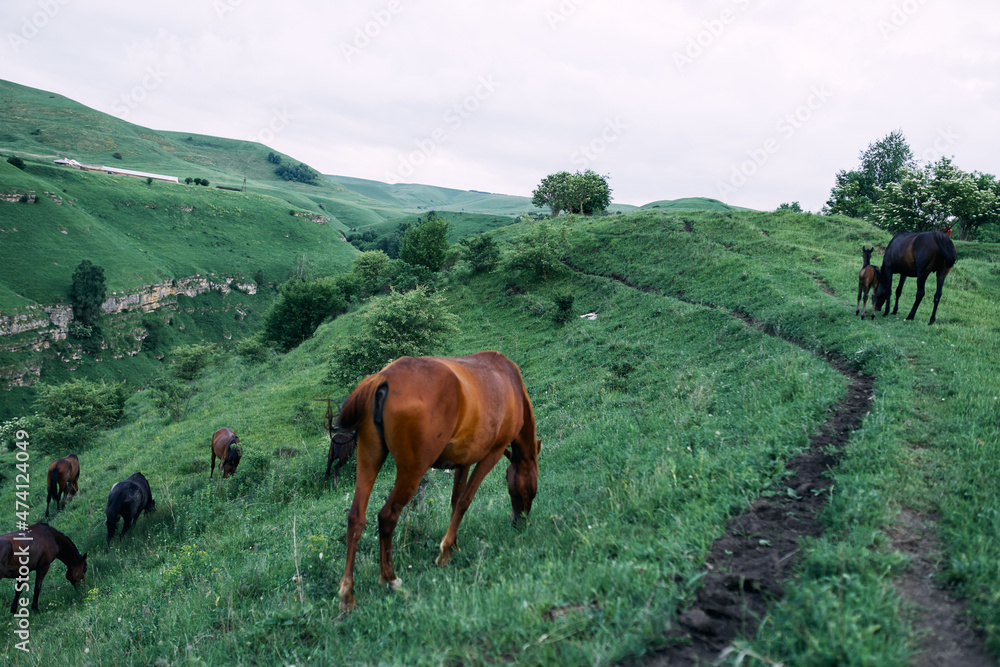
[106,472,156,546]
[335,351,541,612]
[874,230,957,324]
[210,427,242,479]
[323,398,357,490]
[856,246,879,320]
[45,454,80,517]
[1,523,87,613]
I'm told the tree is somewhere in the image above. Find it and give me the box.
[825,130,915,219]
[776,201,803,213]
[874,157,1000,239]
[531,170,612,217]
[351,250,392,296]
[460,234,501,274]
[329,286,459,388]
[260,278,348,352]
[399,214,451,272]
[69,260,107,326]
[6,156,26,170]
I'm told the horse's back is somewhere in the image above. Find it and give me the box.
[887,230,956,274]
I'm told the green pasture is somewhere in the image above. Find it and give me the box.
[1,208,997,665]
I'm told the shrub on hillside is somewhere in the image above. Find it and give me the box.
[32,379,128,452]
[260,278,349,352]
[501,222,567,284]
[399,214,451,272]
[168,343,219,382]
[328,286,459,388]
[460,234,501,274]
[149,375,194,422]
[552,290,575,325]
[7,156,26,170]
[69,260,107,326]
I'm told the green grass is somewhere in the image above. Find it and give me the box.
[6,208,999,665]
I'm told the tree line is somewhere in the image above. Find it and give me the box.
[824,130,1000,240]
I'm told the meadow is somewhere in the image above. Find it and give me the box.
[1,208,997,666]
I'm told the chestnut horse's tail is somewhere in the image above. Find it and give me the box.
[337,373,390,441]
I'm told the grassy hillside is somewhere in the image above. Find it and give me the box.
[2,208,997,665]
[640,197,748,212]
[328,174,639,215]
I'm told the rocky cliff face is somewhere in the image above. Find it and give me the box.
[0,274,259,389]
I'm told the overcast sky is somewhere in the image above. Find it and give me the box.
[3,0,998,211]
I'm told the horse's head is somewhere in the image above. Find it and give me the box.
[872,267,889,309]
[67,552,87,587]
[222,447,242,478]
[505,438,541,525]
[862,246,874,266]
[66,478,79,500]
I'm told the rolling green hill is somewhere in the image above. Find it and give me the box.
[1,207,997,665]
[640,197,749,212]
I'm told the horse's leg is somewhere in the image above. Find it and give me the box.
[436,448,505,567]
[450,466,469,514]
[376,471,426,589]
[928,269,949,324]
[338,442,386,612]
[10,581,19,614]
[31,563,49,612]
[906,273,927,321]
[892,275,906,315]
[856,280,863,316]
[45,487,52,518]
[881,271,893,316]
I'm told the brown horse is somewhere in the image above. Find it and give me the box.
[335,351,541,612]
[45,454,80,517]
[856,246,879,320]
[1,523,87,613]
[209,428,242,479]
[873,230,957,324]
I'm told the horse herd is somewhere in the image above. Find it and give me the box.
[0,231,955,616]
[0,427,242,614]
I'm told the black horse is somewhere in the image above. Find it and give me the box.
[105,472,156,546]
[874,231,956,324]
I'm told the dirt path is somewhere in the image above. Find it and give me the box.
[641,336,872,665]
[561,260,994,665]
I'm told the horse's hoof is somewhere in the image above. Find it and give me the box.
[339,596,355,613]
[435,551,451,567]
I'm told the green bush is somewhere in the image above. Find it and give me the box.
[7,155,25,170]
[168,343,219,382]
[32,379,128,451]
[260,278,349,352]
[398,215,450,272]
[501,222,567,284]
[552,289,575,325]
[149,375,195,422]
[69,260,107,326]
[460,234,501,274]
[329,286,459,388]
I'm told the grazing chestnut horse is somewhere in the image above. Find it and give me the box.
[874,230,957,324]
[335,351,541,612]
[45,454,80,517]
[105,472,156,545]
[856,246,879,320]
[323,398,357,490]
[209,427,242,479]
[1,523,87,613]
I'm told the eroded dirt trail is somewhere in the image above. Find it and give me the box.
[641,341,872,665]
